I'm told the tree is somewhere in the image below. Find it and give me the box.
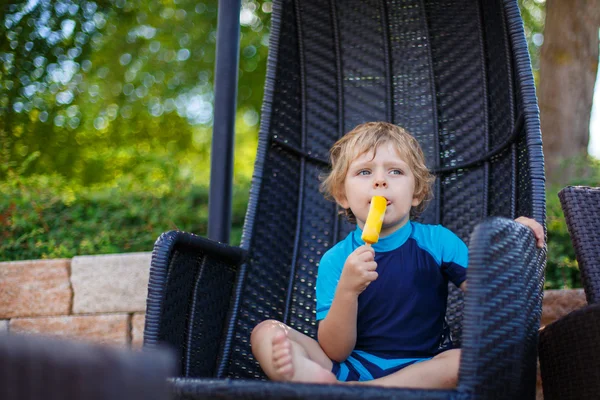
[538,0,600,185]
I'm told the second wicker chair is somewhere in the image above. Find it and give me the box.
[539,186,600,400]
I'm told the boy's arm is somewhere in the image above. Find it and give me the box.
[459,217,544,293]
[317,245,377,362]
[318,289,359,362]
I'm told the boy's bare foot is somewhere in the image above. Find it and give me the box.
[271,330,337,384]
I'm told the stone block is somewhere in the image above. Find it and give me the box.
[131,313,145,349]
[541,289,587,327]
[0,259,71,318]
[0,320,8,333]
[10,314,129,346]
[71,252,151,314]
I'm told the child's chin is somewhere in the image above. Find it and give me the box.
[382,217,408,229]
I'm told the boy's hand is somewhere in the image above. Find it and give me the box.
[515,216,545,248]
[338,245,378,295]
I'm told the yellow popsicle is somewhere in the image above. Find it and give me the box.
[361,196,387,245]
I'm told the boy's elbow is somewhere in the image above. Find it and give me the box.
[317,329,352,362]
[322,345,350,363]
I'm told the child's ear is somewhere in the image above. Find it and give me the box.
[334,193,349,209]
[412,195,422,207]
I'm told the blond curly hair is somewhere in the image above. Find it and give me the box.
[320,122,435,223]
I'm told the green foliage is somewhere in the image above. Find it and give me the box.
[546,188,580,289]
[1,0,270,185]
[1,0,263,261]
[0,171,249,260]
[544,156,600,289]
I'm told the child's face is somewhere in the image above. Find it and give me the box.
[337,142,421,237]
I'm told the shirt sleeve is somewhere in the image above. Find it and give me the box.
[315,248,344,321]
[437,226,469,287]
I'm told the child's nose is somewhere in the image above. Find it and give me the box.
[373,178,388,188]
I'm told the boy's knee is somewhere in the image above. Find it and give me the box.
[435,349,460,387]
[250,319,283,344]
[444,369,459,388]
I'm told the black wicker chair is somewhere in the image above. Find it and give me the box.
[539,186,600,400]
[0,334,176,400]
[143,0,546,399]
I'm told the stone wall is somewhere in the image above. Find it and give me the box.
[0,253,151,348]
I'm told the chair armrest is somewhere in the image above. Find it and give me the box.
[458,217,545,399]
[143,230,247,378]
[539,303,600,400]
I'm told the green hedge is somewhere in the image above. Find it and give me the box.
[0,173,249,260]
[545,187,580,289]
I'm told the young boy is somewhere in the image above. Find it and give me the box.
[250,122,544,388]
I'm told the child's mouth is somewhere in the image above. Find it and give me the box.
[368,197,392,206]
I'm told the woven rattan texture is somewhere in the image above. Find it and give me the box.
[516,134,534,218]
[158,249,201,361]
[284,162,338,334]
[186,257,238,377]
[458,218,544,399]
[425,0,487,240]
[558,186,600,304]
[482,0,517,218]
[539,304,600,400]
[302,1,342,161]
[228,146,303,379]
[338,0,388,129]
[144,233,243,377]
[387,0,436,151]
[261,3,302,150]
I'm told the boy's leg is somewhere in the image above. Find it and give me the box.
[250,319,336,383]
[361,349,461,389]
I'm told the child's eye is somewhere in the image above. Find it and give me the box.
[357,170,371,176]
[390,169,403,175]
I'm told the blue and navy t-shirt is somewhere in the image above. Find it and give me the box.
[316,221,468,359]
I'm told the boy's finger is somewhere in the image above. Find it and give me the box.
[535,227,545,248]
[364,261,377,271]
[359,252,375,263]
[515,217,545,248]
[357,245,375,257]
[366,271,378,282]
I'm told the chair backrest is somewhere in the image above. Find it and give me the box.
[0,334,176,400]
[559,186,600,304]
[221,0,544,379]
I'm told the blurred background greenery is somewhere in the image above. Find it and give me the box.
[1,0,598,289]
